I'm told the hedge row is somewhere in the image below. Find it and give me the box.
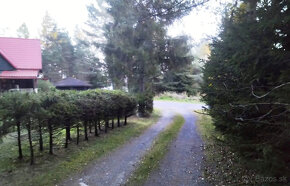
[0,89,137,165]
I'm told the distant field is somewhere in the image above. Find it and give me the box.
[154,92,203,103]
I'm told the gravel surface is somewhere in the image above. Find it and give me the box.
[61,105,175,186]
[61,101,206,186]
[145,101,209,186]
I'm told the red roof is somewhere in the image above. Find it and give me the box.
[0,37,42,70]
[0,70,39,79]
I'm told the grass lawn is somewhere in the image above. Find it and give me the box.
[154,92,203,104]
[0,111,160,186]
[126,115,185,185]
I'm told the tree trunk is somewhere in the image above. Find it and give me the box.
[65,133,69,148]
[27,119,34,165]
[84,120,88,141]
[98,120,103,131]
[65,120,71,141]
[94,120,98,137]
[89,122,92,133]
[111,119,114,129]
[16,120,23,159]
[105,120,108,133]
[65,121,71,148]
[48,121,53,155]
[137,67,145,116]
[77,124,80,145]
[124,116,127,125]
[38,121,43,152]
[117,115,120,127]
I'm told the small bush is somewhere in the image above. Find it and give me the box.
[37,80,55,92]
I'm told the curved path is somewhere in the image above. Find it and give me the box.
[145,101,208,186]
[61,101,205,186]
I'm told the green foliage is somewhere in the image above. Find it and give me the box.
[86,0,204,116]
[153,36,200,96]
[41,13,107,84]
[0,111,161,186]
[0,89,137,164]
[155,71,197,96]
[136,92,154,117]
[154,92,202,103]
[37,80,55,92]
[89,72,110,88]
[196,113,259,185]
[201,0,290,176]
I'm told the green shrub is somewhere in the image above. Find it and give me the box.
[37,80,55,92]
[0,89,137,165]
[136,92,153,117]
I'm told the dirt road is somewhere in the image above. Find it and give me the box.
[145,101,208,186]
[61,101,205,186]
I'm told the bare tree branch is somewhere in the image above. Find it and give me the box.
[251,82,290,99]
[229,102,290,108]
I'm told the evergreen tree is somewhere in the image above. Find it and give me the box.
[17,23,29,39]
[87,0,206,116]
[154,36,198,95]
[41,13,72,82]
[41,13,107,84]
[202,0,290,175]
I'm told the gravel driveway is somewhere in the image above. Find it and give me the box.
[145,101,208,186]
[61,101,205,186]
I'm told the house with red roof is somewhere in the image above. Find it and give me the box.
[0,37,42,92]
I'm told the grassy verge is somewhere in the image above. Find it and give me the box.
[195,112,260,185]
[127,115,185,186]
[154,92,203,104]
[0,110,161,186]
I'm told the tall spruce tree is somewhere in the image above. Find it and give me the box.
[87,0,206,116]
[202,0,290,175]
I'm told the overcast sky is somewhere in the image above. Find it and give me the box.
[0,0,90,38]
[0,0,232,42]
[168,0,231,43]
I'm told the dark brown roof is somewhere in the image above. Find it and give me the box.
[55,77,92,87]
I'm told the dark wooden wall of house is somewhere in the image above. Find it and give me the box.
[0,79,34,91]
[0,54,14,71]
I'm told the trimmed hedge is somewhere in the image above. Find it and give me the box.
[0,89,137,165]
